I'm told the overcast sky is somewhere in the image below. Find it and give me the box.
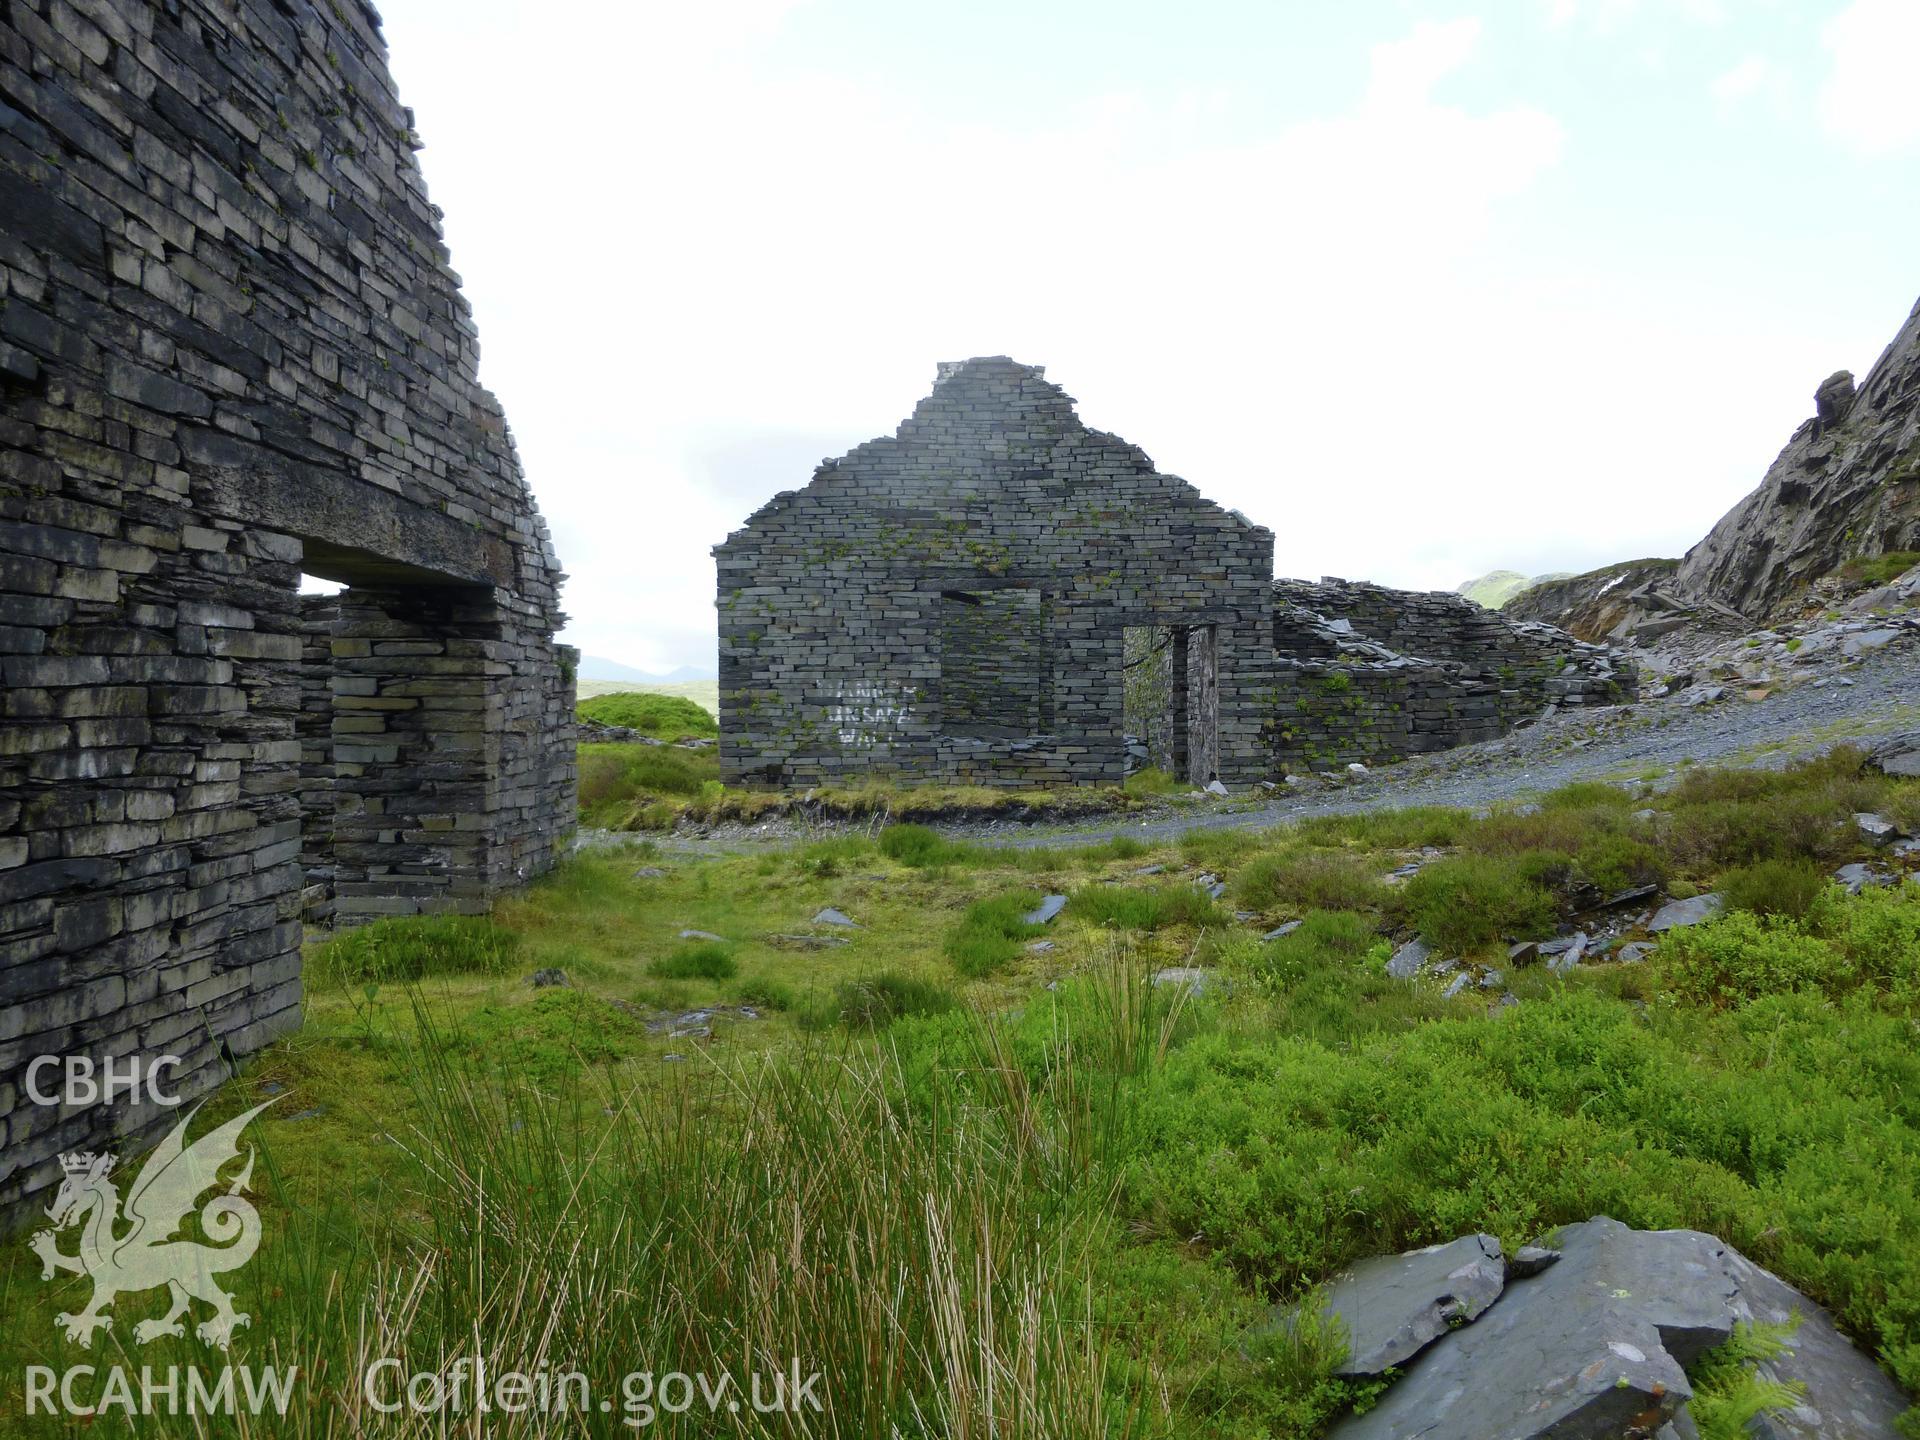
[373,0,1920,674]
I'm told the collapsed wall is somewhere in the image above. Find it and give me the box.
[1,0,575,1222]
[1266,579,1635,772]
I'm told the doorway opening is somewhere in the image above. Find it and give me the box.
[1121,624,1218,784]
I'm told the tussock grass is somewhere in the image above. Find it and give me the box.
[307,913,520,989]
[648,940,737,981]
[577,690,719,739]
[944,892,1049,977]
[1069,884,1227,933]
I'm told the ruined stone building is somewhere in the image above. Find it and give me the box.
[715,358,1279,789]
[1,0,575,1220]
[716,360,1633,788]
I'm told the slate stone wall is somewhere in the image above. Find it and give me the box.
[715,358,1278,788]
[1267,578,1636,772]
[0,0,574,1223]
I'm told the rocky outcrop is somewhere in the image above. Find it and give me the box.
[1674,295,1920,619]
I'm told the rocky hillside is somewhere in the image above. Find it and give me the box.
[1675,293,1920,619]
[1499,558,1683,643]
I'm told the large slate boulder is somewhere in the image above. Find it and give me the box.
[1330,1218,1737,1440]
[1329,1218,1909,1440]
[1303,1233,1506,1377]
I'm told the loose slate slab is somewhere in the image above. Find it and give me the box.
[812,908,860,928]
[1649,893,1724,933]
[1303,1234,1507,1378]
[1854,812,1898,846]
[1263,920,1304,941]
[1150,966,1220,996]
[1021,894,1068,926]
[1330,1217,1738,1440]
[1386,939,1432,979]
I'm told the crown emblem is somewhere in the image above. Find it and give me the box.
[60,1151,113,1175]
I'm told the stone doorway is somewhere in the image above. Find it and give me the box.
[1121,623,1219,784]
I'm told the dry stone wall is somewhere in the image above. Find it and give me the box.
[715,358,1278,788]
[1267,578,1635,772]
[1,0,574,1224]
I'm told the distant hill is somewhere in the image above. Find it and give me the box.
[1455,570,1571,610]
[577,654,716,684]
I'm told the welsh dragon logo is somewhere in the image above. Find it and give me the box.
[29,1099,276,1350]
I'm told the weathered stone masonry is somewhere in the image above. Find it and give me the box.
[718,361,1635,787]
[0,0,575,1222]
[1267,577,1633,771]
[716,358,1279,789]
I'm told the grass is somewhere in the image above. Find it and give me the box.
[576,677,720,714]
[4,749,1918,1435]
[578,747,1142,833]
[1232,850,1391,913]
[648,939,738,980]
[577,689,719,739]
[1843,549,1920,587]
[1070,883,1228,933]
[944,891,1050,976]
[306,913,521,988]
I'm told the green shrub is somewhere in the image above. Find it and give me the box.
[828,971,958,1029]
[1719,858,1831,919]
[1234,851,1389,913]
[648,941,738,981]
[1657,912,1849,1007]
[1070,885,1225,933]
[943,893,1048,977]
[577,691,718,739]
[309,914,521,988]
[1573,834,1667,893]
[1401,854,1557,952]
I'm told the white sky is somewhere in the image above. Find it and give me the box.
[374,0,1920,673]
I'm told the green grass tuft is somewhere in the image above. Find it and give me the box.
[648,940,738,981]
[308,913,520,989]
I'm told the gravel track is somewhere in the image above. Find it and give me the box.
[985,640,1920,851]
